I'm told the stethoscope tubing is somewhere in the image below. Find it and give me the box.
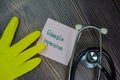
[70,47,116,80]
[68,25,116,80]
[68,26,103,80]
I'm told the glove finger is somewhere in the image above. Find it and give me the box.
[0,16,19,47]
[15,42,46,66]
[11,31,40,56]
[9,58,41,80]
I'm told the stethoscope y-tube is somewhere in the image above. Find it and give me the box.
[68,25,116,80]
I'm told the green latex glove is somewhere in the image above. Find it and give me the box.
[0,16,46,80]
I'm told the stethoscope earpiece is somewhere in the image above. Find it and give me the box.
[100,28,108,35]
[75,24,108,35]
[75,24,83,30]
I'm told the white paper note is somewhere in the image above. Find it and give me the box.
[37,18,78,65]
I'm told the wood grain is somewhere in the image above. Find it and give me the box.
[0,0,80,80]
[0,0,119,80]
[71,0,120,80]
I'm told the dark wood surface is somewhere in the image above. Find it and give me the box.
[0,0,119,80]
[72,0,120,80]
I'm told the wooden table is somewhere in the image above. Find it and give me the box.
[0,0,119,80]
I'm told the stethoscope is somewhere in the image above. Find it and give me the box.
[68,25,116,80]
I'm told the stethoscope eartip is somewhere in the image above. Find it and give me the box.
[75,24,83,30]
[100,28,108,34]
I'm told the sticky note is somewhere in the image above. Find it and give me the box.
[37,18,78,65]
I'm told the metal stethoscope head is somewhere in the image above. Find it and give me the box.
[68,24,116,80]
[81,49,99,68]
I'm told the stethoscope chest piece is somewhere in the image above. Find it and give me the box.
[81,48,99,68]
